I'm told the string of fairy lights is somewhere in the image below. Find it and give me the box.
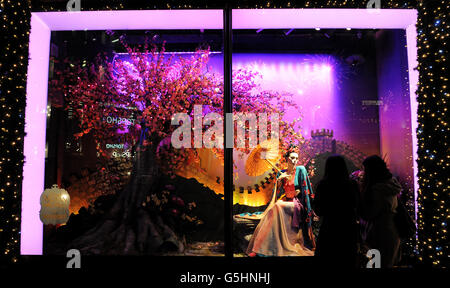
[415,0,449,267]
[0,0,31,264]
[0,0,447,266]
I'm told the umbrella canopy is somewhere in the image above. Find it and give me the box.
[245,139,281,177]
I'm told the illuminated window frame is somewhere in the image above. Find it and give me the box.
[23,9,418,255]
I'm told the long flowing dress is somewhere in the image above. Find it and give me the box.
[246,166,315,256]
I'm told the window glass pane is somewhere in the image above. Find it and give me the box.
[232,28,414,258]
[45,28,224,256]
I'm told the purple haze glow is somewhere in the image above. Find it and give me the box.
[233,54,337,140]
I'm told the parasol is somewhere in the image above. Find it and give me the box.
[245,139,281,177]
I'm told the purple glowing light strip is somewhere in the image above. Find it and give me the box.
[233,8,419,231]
[232,9,417,29]
[35,10,223,31]
[23,10,222,255]
[23,9,419,255]
[406,24,419,229]
[22,13,51,256]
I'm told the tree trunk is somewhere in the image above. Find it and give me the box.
[69,140,184,255]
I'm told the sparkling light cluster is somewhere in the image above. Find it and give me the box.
[415,0,449,267]
[0,0,31,264]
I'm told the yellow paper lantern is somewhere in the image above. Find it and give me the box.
[39,184,71,225]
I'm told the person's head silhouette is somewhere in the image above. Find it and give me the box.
[362,155,392,187]
[323,154,349,182]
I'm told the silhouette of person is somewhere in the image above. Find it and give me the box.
[360,155,401,268]
[314,154,359,267]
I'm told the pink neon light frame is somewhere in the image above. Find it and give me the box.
[23,9,418,255]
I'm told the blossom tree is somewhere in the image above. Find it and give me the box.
[52,37,303,254]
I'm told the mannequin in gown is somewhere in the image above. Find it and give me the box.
[246,150,316,256]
